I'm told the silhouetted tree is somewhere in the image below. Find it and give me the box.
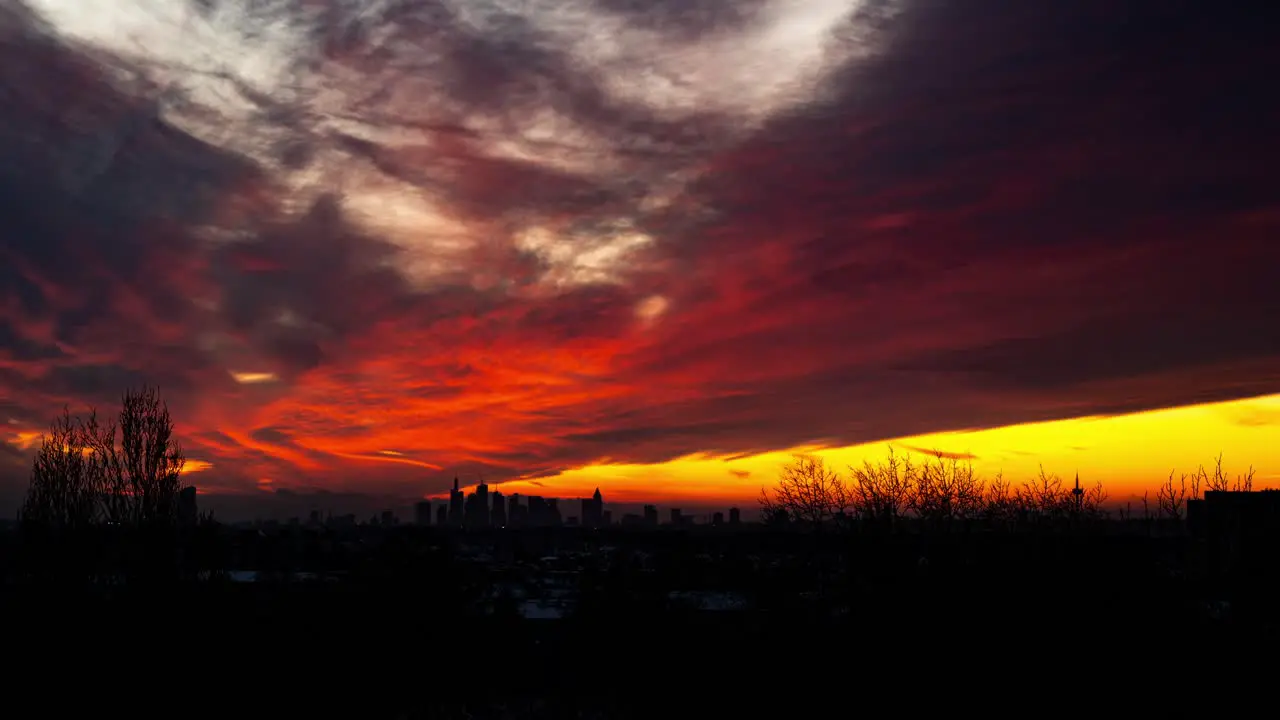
[1157,470,1187,520]
[910,451,984,527]
[1082,480,1109,519]
[1197,453,1255,493]
[848,448,914,528]
[20,387,187,530]
[85,387,187,528]
[760,455,851,602]
[759,455,849,528]
[20,409,101,530]
[983,471,1017,526]
[1015,466,1072,523]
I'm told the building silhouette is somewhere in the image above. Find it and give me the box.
[729,507,741,525]
[528,496,548,526]
[508,494,526,527]
[414,500,431,526]
[1189,490,1280,578]
[581,488,604,529]
[643,504,658,528]
[178,486,198,527]
[670,508,683,526]
[712,511,724,527]
[436,505,447,526]
[491,490,506,528]
[449,478,464,527]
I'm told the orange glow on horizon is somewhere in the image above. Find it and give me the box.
[440,394,1280,508]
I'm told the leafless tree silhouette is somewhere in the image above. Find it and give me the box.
[848,447,914,528]
[983,471,1017,526]
[1015,466,1071,522]
[20,387,187,531]
[909,451,985,526]
[759,455,850,528]
[1081,480,1109,519]
[20,409,101,530]
[1157,470,1187,520]
[1197,453,1255,493]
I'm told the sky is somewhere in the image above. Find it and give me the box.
[1,0,1278,519]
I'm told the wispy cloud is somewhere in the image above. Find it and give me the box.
[897,445,979,462]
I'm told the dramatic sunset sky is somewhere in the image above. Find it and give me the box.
[1,0,1277,519]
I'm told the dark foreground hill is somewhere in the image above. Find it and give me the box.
[2,525,1273,717]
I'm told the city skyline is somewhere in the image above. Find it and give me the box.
[2,1,1278,516]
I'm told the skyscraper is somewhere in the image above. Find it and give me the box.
[528,496,547,526]
[449,477,464,527]
[643,504,658,528]
[508,494,524,527]
[581,488,604,529]
[178,486,198,527]
[436,505,448,526]
[491,490,506,527]
[414,500,432,526]
[466,482,490,528]
[729,507,741,525]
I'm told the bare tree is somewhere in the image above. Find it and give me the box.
[1082,480,1109,519]
[983,471,1017,526]
[1157,470,1187,520]
[1203,454,1229,493]
[1235,464,1256,492]
[910,451,984,526]
[1182,454,1255,497]
[1015,466,1071,522]
[848,447,914,527]
[20,409,101,530]
[759,455,850,528]
[88,387,186,527]
[20,387,187,531]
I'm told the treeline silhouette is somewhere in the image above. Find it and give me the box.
[3,389,1274,716]
[759,450,1257,529]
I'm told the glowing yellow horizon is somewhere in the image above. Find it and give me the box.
[463,393,1280,506]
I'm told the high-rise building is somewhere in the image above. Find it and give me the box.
[465,482,491,528]
[729,507,741,525]
[414,500,432,526]
[491,490,506,528]
[449,477,464,527]
[643,504,658,528]
[508,494,525,527]
[528,496,547,526]
[547,498,563,527]
[178,486,198,527]
[670,508,683,526]
[581,488,604,529]
[436,505,448,526]
[712,511,724,526]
